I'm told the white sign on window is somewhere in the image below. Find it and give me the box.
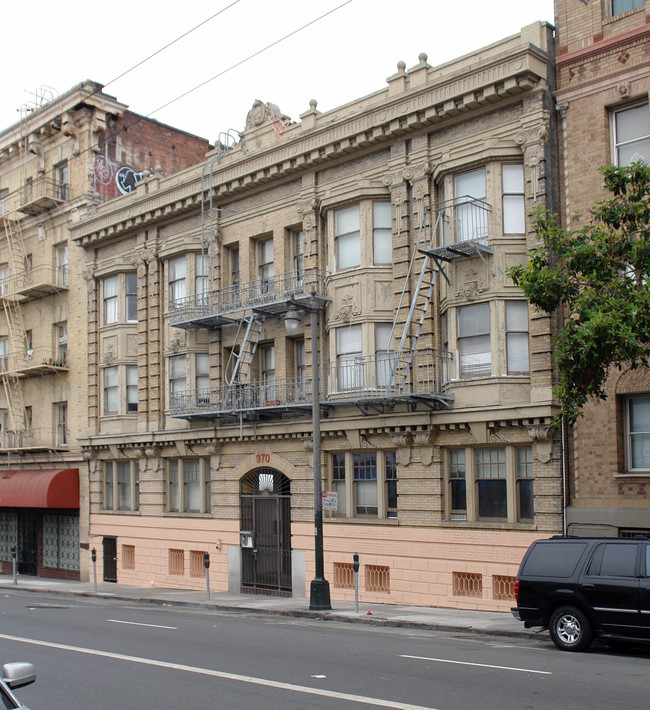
[322,492,338,511]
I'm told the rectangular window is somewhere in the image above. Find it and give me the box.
[385,451,397,518]
[0,337,8,372]
[458,303,491,376]
[126,365,138,413]
[354,452,378,515]
[335,205,361,269]
[196,353,210,400]
[103,276,118,324]
[104,461,138,511]
[195,253,208,303]
[56,245,68,287]
[56,323,67,365]
[332,453,346,515]
[167,459,209,513]
[104,367,118,414]
[337,325,363,390]
[261,346,276,402]
[502,165,525,234]
[455,169,487,242]
[375,324,394,388]
[0,190,8,215]
[612,0,644,16]
[373,201,392,264]
[169,256,186,305]
[506,301,529,373]
[259,240,274,293]
[169,355,186,395]
[517,446,534,520]
[613,102,650,166]
[292,230,304,280]
[627,396,650,471]
[230,247,240,288]
[0,264,8,295]
[295,340,306,396]
[125,273,137,322]
[449,449,467,519]
[56,162,69,200]
[56,403,67,446]
[476,448,506,519]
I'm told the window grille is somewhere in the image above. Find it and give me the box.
[453,571,483,597]
[365,564,390,593]
[333,562,355,589]
[492,574,515,600]
[169,548,184,575]
[190,550,205,577]
[122,545,135,570]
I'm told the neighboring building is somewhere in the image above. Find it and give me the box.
[554,0,650,535]
[71,22,560,611]
[0,81,209,579]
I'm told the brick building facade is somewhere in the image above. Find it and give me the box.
[0,81,209,579]
[71,23,561,611]
[554,0,650,535]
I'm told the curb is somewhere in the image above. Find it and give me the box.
[4,584,540,640]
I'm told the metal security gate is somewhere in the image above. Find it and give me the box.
[240,469,291,597]
[17,513,38,575]
[102,536,117,583]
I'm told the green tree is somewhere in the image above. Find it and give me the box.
[509,162,650,426]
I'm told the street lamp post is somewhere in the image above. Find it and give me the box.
[285,299,331,611]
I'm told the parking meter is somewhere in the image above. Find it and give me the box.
[91,548,97,593]
[91,548,96,563]
[353,553,359,573]
[204,552,210,569]
[204,552,211,601]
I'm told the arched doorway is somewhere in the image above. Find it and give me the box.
[240,468,291,596]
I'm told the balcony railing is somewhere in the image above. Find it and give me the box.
[0,427,66,451]
[17,177,68,215]
[170,350,452,419]
[0,347,68,376]
[433,195,490,246]
[169,267,328,328]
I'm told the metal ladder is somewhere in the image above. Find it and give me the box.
[225,314,265,385]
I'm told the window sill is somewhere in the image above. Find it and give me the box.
[99,509,141,515]
[325,515,399,524]
[605,6,645,25]
[614,471,650,479]
[437,519,538,530]
[164,511,212,517]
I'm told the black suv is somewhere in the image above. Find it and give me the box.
[512,536,650,651]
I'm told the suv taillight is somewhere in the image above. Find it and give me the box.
[514,579,519,602]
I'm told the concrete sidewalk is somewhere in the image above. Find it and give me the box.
[0,574,538,640]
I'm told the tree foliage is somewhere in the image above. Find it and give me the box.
[509,162,650,426]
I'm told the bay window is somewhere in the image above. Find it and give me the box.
[502,165,525,234]
[455,169,487,242]
[506,301,529,373]
[335,205,361,269]
[168,256,186,306]
[458,303,491,377]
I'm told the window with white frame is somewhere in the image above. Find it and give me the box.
[330,451,398,518]
[260,346,276,402]
[612,0,644,16]
[373,202,392,264]
[56,245,68,287]
[0,337,8,372]
[446,445,534,522]
[126,365,138,413]
[458,303,491,377]
[56,323,67,364]
[337,325,363,390]
[104,460,139,511]
[168,256,186,306]
[455,168,488,242]
[502,165,526,234]
[258,239,274,293]
[125,273,137,322]
[103,276,118,324]
[167,458,210,513]
[627,396,650,471]
[295,340,306,393]
[375,323,394,388]
[196,354,209,402]
[613,102,650,166]
[335,205,360,270]
[292,230,304,280]
[55,403,67,447]
[104,367,118,414]
[230,247,240,288]
[506,301,529,374]
[169,355,186,397]
[195,253,208,304]
[0,264,8,295]
[55,162,69,201]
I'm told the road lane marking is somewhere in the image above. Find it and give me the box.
[400,654,551,675]
[107,619,177,630]
[0,633,440,710]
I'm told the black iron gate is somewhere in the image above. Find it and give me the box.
[240,469,291,596]
[17,513,38,575]
[103,536,117,583]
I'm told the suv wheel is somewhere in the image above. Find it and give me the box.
[549,606,593,652]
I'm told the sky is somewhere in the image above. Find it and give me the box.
[1,1,555,144]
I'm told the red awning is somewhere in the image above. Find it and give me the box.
[0,469,79,509]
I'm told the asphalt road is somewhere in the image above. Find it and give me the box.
[1,590,648,710]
